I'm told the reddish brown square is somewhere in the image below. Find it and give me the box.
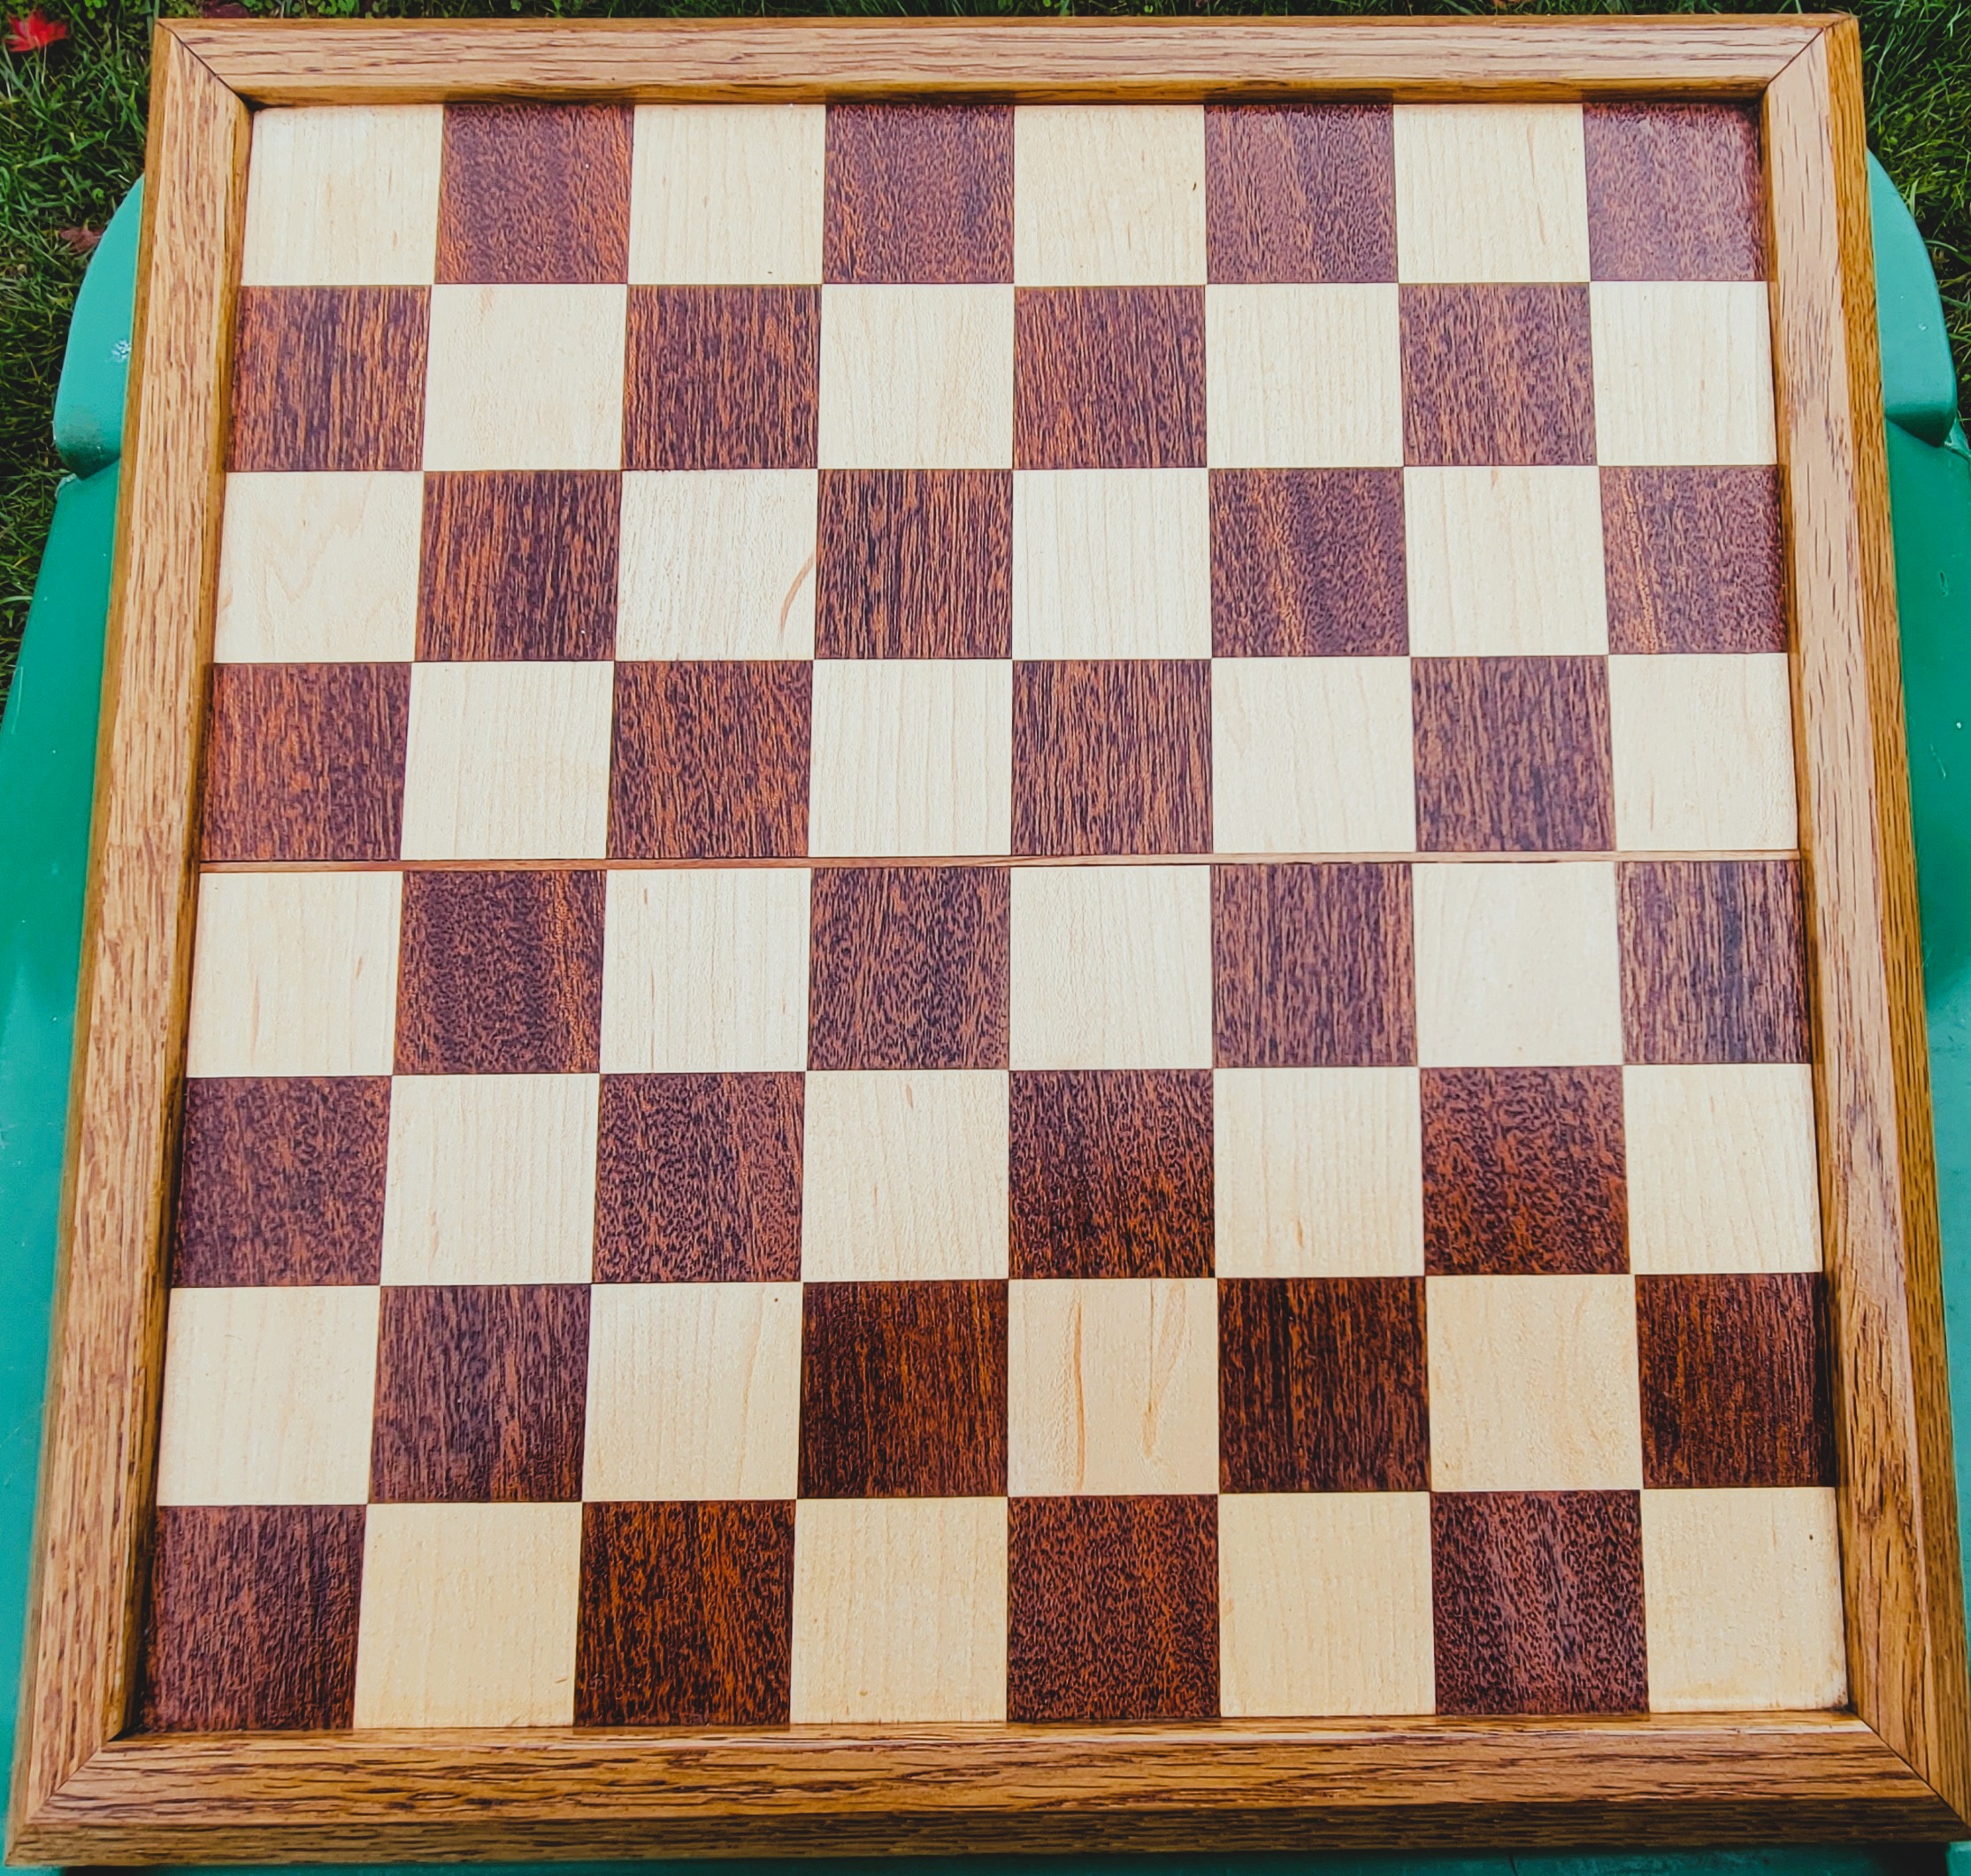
[1213,863,1415,1068]
[1013,660,1210,856]
[1603,467,1786,654]
[1620,860,1809,1064]
[395,869,604,1076]
[1422,1068,1628,1276]
[797,1281,1007,1497]
[610,661,810,860]
[1400,286,1595,468]
[1205,105,1396,285]
[1637,1274,1834,1489]
[1584,104,1765,282]
[371,1283,590,1503]
[823,103,1013,284]
[624,287,818,471]
[417,472,619,662]
[1431,1492,1647,1716]
[1007,1497,1217,1722]
[138,1505,364,1732]
[1210,470,1407,657]
[1413,657,1614,854]
[201,662,409,862]
[436,103,632,285]
[173,1077,388,1287]
[815,471,1012,658]
[228,287,426,472]
[594,1074,803,1283]
[808,866,1009,1070]
[575,1502,794,1726]
[1218,1278,1429,1493]
[1015,288,1206,471]
[1009,1071,1213,1279]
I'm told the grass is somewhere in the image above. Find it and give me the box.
[2,0,1967,711]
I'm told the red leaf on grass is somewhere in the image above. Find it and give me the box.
[55,226,101,257]
[5,8,68,50]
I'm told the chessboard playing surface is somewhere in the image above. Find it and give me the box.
[146,96,1844,1734]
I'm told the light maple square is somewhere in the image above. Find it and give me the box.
[1012,105,1207,287]
[628,104,825,285]
[1392,105,1591,284]
[1591,282,1777,466]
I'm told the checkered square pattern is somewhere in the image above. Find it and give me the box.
[155,98,1843,1734]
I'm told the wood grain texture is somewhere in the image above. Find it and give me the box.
[628,103,824,285]
[1602,465,1786,654]
[1205,104,1393,285]
[625,287,818,471]
[1015,287,1205,470]
[1012,104,1205,288]
[1584,103,1764,281]
[1392,105,1589,285]
[824,103,1012,284]
[436,103,631,285]
[1591,281,1776,467]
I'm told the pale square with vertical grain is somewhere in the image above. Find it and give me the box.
[601,868,809,1072]
[155,1286,380,1506]
[242,106,442,287]
[1214,1068,1424,1277]
[1012,470,1209,659]
[801,1071,1009,1280]
[1013,105,1206,286]
[789,1498,1008,1722]
[185,870,401,1078]
[629,104,825,285]
[1207,286,1404,468]
[1009,865,1212,1069]
[1427,1273,1643,1491]
[582,1283,801,1501]
[1413,861,1622,1068]
[399,662,613,861]
[1392,105,1590,284]
[1008,1277,1217,1496]
[1624,1065,1823,1275]
[1219,1493,1434,1717]
[379,1075,598,1285]
[808,660,1012,857]
[818,286,1015,470]
[1591,282,1777,466]
[1213,657,1415,853]
[423,285,627,471]
[352,1504,581,1727]
[1404,467,1608,657]
[214,472,422,663]
[1641,1488,1847,1711]
[615,471,817,660]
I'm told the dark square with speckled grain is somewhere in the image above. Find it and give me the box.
[1584,103,1765,282]
[1602,467,1786,654]
[824,104,1013,285]
[1016,288,1206,471]
[1401,285,1596,468]
[1205,105,1396,284]
[436,103,632,285]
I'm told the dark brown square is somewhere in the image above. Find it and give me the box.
[609,661,810,860]
[624,287,819,471]
[1213,863,1415,1068]
[594,1074,803,1283]
[1218,1277,1428,1493]
[417,472,619,662]
[808,866,1009,1070]
[395,869,604,1076]
[138,1505,364,1732]
[1009,1071,1213,1279]
[1430,1491,1647,1716]
[1007,1497,1217,1722]
[436,103,632,285]
[173,1077,388,1287]
[797,1281,1007,1497]
[1620,860,1809,1064]
[1013,660,1210,857]
[823,103,1013,285]
[228,287,427,473]
[1584,104,1765,282]
[1400,286,1596,468]
[1603,467,1786,654]
[1413,657,1614,854]
[1637,1274,1835,1489]
[815,471,1012,658]
[1210,470,1407,657]
[200,662,409,863]
[370,1283,590,1503]
[1422,1068,1628,1276]
[1015,288,1206,471]
[1205,105,1397,285]
[575,1501,794,1726]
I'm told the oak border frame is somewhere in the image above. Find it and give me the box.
[12,15,1970,1859]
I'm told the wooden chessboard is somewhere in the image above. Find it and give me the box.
[14,16,1969,1864]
